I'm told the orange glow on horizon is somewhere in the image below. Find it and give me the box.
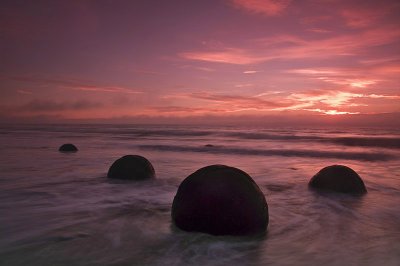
[0,0,399,124]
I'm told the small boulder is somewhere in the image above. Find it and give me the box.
[172,165,268,236]
[59,143,78,152]
[309,165,367,194]
[107,155,155,180]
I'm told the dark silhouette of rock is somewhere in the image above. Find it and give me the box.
[58,143,78,152]
[107,155,155,180]
[309,165,367,194]
[172,165,268,236]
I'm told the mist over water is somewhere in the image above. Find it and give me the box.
[0,124,399,266]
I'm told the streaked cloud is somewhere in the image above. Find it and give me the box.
[288,69,338,75]
[304,109,360,115]
[72,85,142,94]
[149,106,220,115]
[288,91,364,107]
[131,69,164,75]
[231,0,292,16]
[6,75,143,94]
[243,70,261,74]
[159,89,400,117]
[180,48,268,65]
[181,28,400,65]
[188,92,287,108]
[17,89,33,95]
[340,7,390,29]
[1,0,399,123]
[306,28,331,34]
[20,99,102,112]
[161,91,293,114]
[281,90,400,114]
[301,15,332,25]
[195,67,216,72]
[368,94,400,99]
[287,68,379,88]
[235,83,254,88]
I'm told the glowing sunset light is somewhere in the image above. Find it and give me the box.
[243,71,260,74]
[180,49,269,65]
[288,91,364,107]
[305,109,360,115]
[349,80,376,88]
[0,0,399,125]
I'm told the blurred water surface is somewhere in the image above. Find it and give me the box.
[0,124,399,266]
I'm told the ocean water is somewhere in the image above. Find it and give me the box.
[0,124,399,266]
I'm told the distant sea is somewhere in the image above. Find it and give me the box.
[1,124,399,266]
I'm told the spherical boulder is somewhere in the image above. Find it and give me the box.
[172,165,268,236]
[107,155,155,180]
[309,165,367,194]
[58,143,78,152]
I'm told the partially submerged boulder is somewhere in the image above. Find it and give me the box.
[309,165,367,194]
[59,143,78,152]
[107,155,155,180]
[172,165,268,236]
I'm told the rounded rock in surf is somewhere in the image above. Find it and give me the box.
[58,143,78,152]
[309,165,367,194]
[172,164,268,236]
[107,155,155,180]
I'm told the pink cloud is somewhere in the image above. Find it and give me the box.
[243,70,261,74]
[288,91,364,107]
[287,69,338,75]
[368,94,400,99]
[340,7,391,29]
[73,86,142,94]
[195,67,216,72]
[267,88,400,116]
[301,1,398,30]
[131,69,164,75]
[306,28,332,34]
[6,75,143,94]
[273,28,400,59]
[287,68,379,88]
[20,99,102,112]
[301,15,332,25]
[188,92,287,108]
[231,0,292,16]
[148,106,222,115]
[235,83,254,88]
[304,109,360,115]
[181,28,400,65]
[17,89,33,95]
[161,91,293,115]
[161,88,400,117]
[180,48,269,65]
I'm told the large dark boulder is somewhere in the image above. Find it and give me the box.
[107,155,155,180]
[172,165,268,236]
[309,165,367,194]
[59,143,78,152]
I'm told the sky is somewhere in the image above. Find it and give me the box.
[0,0,399,125]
